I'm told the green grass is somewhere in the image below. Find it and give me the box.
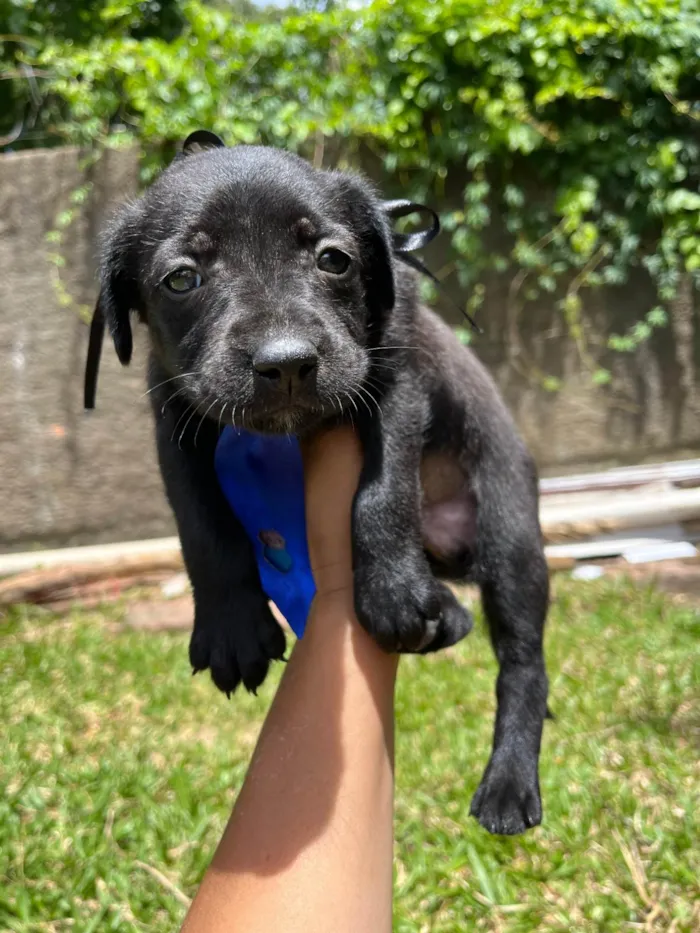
[1,579,698,933]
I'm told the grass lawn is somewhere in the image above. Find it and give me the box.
[0,578,698,933]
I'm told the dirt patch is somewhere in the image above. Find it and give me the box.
[599,557,700,604]
[123,595,194,632]
[121,592,290,633]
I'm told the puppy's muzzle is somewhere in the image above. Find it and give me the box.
[253,337,319,400]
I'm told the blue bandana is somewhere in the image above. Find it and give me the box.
[214,426,316,638]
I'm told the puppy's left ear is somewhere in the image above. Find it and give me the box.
[381,200,440,255]
[181,130,226,155]
[381,199,444,287]
[84,203,144,409]
[357,198,441,317]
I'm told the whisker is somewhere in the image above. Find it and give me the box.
[170,403,195,445]
[194,397,219,448]
[357,380,379,403]
[362,385,381,408]
[367,360,399,371]
[349,386,374,419]
[217,401,227,434]
[142,372,197,398]
[340,393,356,431]
[365,379,384,408]
[160,386,189,415]
[368,345,435,362]
[178,404,201,450]
[344,391,359,417]
[230,404,238,430]
[367,346,421,353]
[356,383,382,418]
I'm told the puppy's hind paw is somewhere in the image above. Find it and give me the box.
[470,753,542,836]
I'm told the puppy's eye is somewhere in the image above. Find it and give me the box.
[164,269,203,293]
[317,248,351,275]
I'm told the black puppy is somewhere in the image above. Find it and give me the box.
[86,131,550,836]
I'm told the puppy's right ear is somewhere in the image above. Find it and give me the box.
[99,203,144,365]
[181,130,226,155]
[84,203,144,409]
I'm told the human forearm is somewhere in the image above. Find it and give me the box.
[181,598,397,933]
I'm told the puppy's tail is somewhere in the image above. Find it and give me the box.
[84,299,105,410]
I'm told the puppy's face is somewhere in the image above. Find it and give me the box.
[100,140,396,434]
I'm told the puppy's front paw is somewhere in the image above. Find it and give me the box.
[189,591,286,696]
[470,752,542,835]
[354,558,472,653]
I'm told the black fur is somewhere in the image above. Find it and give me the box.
[94,132,550,835]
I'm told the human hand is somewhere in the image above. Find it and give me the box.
[301,426,362,601]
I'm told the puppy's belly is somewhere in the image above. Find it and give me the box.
[420,452,476,561]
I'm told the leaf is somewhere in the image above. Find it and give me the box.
[504,184,524,208]
[646,306,667,327]
[506,122,541,154]
[543,375,562,392]
[570,222,599,256]
[666,190,700,212]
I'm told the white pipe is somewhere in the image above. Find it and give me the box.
[0,537,181,576]
[541,487,700,537]
[540,459,700,495]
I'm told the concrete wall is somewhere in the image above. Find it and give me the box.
[0,147,175,551]
[1,146,699,551]
[436,253,700,470]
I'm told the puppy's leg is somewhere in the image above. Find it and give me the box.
[150,371,285,695]
[353,373,473,653]
[469,451,549,835]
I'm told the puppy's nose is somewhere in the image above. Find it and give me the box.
[253,338,318,394]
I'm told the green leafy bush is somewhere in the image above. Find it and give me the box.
[3,0,700,377]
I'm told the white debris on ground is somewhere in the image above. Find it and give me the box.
[160,573,190,599]
[541,458,700,570]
